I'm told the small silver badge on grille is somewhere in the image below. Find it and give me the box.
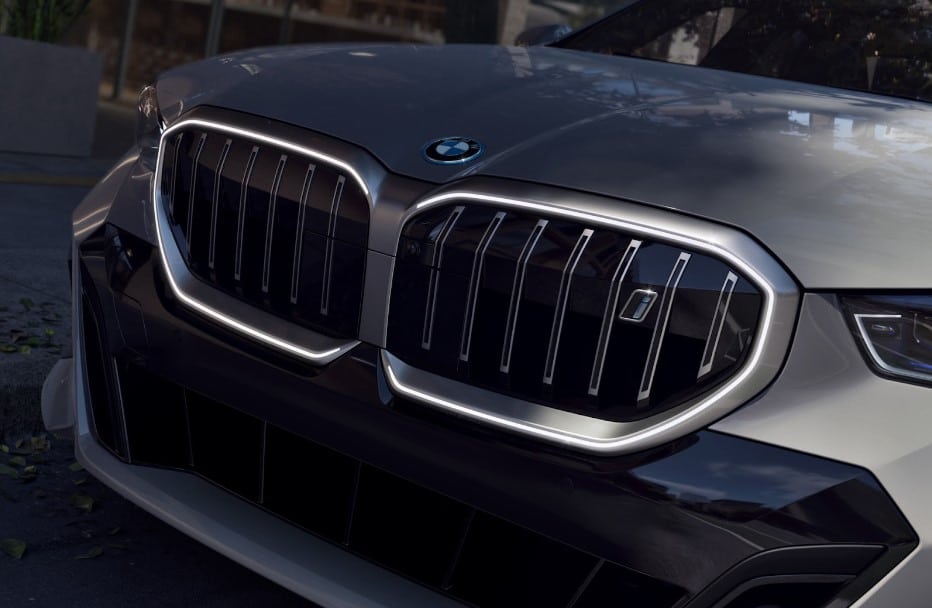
[619,289,657,322]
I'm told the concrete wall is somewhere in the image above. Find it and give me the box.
[0,36,102,157]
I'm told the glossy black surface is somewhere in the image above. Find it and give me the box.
[159,126,369,338]
[78,224,916,606]
[388,203,762,422]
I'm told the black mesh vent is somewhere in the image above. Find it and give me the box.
[117,361,686,608]
[158,128,369,338]
[387,204,763,422]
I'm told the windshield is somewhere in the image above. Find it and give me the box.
[557,0,932,102]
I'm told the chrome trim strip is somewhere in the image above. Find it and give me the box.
[208,138,232,271]
[459,212,506,363]
[587,239,642,396]
[290,164,316,304]
[185,133,207,256]
[500,219,548,373]
[234,145,259,282]
[421,205,464,350]
[167,132,184,218]
[154,117,359,364]
[261,154,288,294]
[638,252,691,403]
[321,175,345,316]
[543,228,594,385]
[698,271,739,378]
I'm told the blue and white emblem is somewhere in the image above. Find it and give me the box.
[422,136,484,165]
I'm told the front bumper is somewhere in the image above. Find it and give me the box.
[45,151,929,608]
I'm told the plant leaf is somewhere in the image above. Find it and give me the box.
[68,462,84,472]
[9,456,26,467]
[19,298,33,311]
[0,444,7,453]
[23,465,36,475]
[30,436,49,452]
[108,526,121,536]
[74,546,103,560]
[73,477,87,486]
[0,343,16,353]
[70,494,94,513]
[0,463,18,478]
[0,539,26,560]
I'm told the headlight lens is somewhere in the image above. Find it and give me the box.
[842,295,932,385]
[135,84,164,149]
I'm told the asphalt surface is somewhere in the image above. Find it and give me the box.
[0,102,314,607]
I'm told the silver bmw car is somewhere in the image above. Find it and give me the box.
[44,1,932,606]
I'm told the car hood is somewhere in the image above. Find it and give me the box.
[158,44,932,289]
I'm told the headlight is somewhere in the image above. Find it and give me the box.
[135,84,164,149]
[842,295,932,385]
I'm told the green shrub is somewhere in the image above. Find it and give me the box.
[2,0,91,43]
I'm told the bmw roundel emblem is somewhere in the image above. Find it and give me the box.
[422,136,484,165]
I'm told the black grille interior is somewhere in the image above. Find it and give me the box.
[158,128,369,338]
[115,360,686,608]
[387,203,763,422]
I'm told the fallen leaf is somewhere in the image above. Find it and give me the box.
[73,477,87,486]
[0,343,16,353]
[19,345,31,355]
[9,456,26,467]
[33,489,47,499]
[19,298,34,311]
[29,436,49,452]
[0,463,18,478]
[23,465,36,475]
[68,462,85,472]
[0,444,7,453]
[14,439,23,449]
[70,495,95,513]
[0,539,26,560]
[108,526,121,536]
[108,543,128,551]
[74,546,103,560]
[8,329,27,343]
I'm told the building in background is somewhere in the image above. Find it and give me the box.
[53,0,616,102]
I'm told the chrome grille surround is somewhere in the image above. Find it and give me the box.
[383,186,799,454]
[152,112,379,364]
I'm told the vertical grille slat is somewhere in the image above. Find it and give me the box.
[261,154,288,294]
[185,133,208,257]
[389,203,763,423]
[208,139,232,271]
[698,271,739,378]
[459,212,506,363]
[290,164,316,304]
[321,175,346,316]
[422,206,465,350]
[234,145,260,282]
[500,219,548,374]
[543,228,594,386]
[637,252,691,405]
[168,132,184,219]
[159,125,369,340]
[588,239,642,397]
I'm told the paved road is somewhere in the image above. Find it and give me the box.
[0,170,313,606]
